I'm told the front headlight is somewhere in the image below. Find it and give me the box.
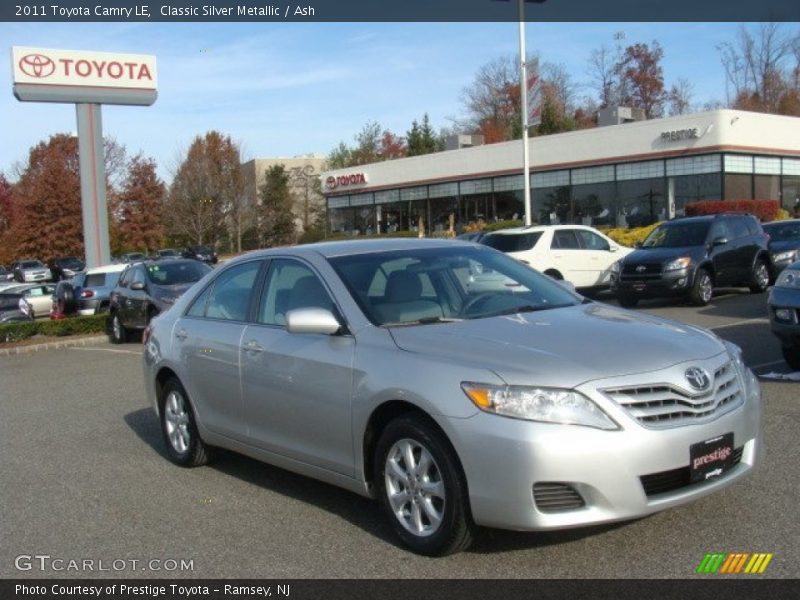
[775,269,800,289]
[772,250,797,263]
[19,298,31,316]
[724,340,759,401]
[610,259,622,274]
[664,257,692,272]
[462,383,618,430]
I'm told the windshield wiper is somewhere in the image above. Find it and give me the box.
[483,303,574,318]
[382,316,463,327]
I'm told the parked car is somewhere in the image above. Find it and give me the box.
[479,224,631,290]
[11,259,52,283]
[455,231,484,243]
[767,260,800,369]
[182,245,218,265]
[613,214,770,307]
[762,219,800,279]
[116,252,147,264]
[0,265,14,283]
[143,238,762,556]
[52,263,127,317]
[151,248,182,260]
[0,284,54,319]
[49,256,86,281]
[0,294,34,324]
[109,259,211,343]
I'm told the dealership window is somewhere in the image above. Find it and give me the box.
[534,186,570,225]
[493,174,524,193]
[617,178,666,228]
[532,170,569,189]
[782,176,800,211]
[616,160,665,181]
[667,154,721,176]
[571,165,614,186]
[571,182,616,227]
[491,190,525,222]
[755,157,781,175]
[459,178,492,228]
[754,175,780,201]
[328,207,356,234]
[725,174,753,200]
[724,154,754,174]
[672,173,722,213]
[399,186,428,202]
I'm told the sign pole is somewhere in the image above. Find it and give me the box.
[518,0,531,227]
[76,103,111,268]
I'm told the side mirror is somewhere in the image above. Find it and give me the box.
[609,245,619,252]
[130,281,146,291]
[286,308,341,335]
[711,236,729,247]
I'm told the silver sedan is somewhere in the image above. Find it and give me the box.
[143,239,763,556]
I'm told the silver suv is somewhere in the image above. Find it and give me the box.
[143,239,762,555]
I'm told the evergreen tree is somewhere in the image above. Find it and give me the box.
[258,165,296,248]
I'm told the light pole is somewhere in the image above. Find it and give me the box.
[515,0,546,226]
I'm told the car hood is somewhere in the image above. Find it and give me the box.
[388,303,725,388]
[152,282,196,298]
[624,246,702,264]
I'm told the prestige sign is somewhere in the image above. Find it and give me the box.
[325,172,369,190]
[660,127,699,142]
[12,46,157,105]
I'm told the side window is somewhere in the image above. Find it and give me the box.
[745,216,762,236]
[131,267,146,287]
[576,230,610,251]
[117,267,132,288]
[258,259,334,326]
[186,285,213,318]
[552,230,581,249]
[204,261,262,321]
[710,221,733,242]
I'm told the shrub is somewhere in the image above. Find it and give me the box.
[483,219,525,232]
[775,208,791,221]
[684,199,779,222]
[603,222,661,247]
[0,314,108,343]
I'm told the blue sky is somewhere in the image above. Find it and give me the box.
[1,22,793,182]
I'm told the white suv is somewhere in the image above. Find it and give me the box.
[480,225,632,290]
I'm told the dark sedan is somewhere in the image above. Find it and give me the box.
[768,261,800,369]
[49,256,86,281]
[108,259,211,343]
[763,219,800,278]
[182,245,218,265]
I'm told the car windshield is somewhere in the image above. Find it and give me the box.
[126,253,145,261]
[642,222,710,248]
[480,231,543,253]
[58,257,84,269]
[159,249,180,256]
[189,246,213,254]
[764,222,800,242]
[328,245,581,326]
[146,262,211,286]
[20,261,44,269]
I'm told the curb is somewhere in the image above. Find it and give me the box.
[0,334,109,357]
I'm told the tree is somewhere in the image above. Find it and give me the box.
[460,55,521,143]
[166,131,244,250]
[9,134,84,261]
[618,42,666,118]
[0,174,15,264]
[258,165,296,248]
[588,45,618,108]
[668,77,694,116]
[115,155,166,253]
[326,141,353,170]
[379,130,407,160]
[327,121,407,167]
[718,23,800,115]
[407,114,439,156]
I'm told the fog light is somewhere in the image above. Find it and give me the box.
[775,308,795,323]
[676,277,687,287]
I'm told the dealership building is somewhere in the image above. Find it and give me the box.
[321,109,800,236]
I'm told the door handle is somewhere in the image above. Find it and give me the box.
[175,328,188,341]
[243,340,264,354]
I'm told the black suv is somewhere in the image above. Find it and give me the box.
[614,214,771,307]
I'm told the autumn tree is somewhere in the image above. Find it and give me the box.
[379,130,407,160]
[9,134,84,261]
[327,121,407,167]
[166,131,244,250]
[406,114,440,156]
[114,155,166,253]
[719,23,800,115]
[668,77,695,116]
[460,55,521,143]
[617,42,666,118]
[258,165,296,248]
[0,174,15,264]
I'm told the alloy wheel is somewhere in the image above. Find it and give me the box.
[164,390,191,454]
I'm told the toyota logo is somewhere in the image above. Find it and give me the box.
[685,367,711,391]
[19,54,56,78]
[325,176,337,190]
[635,265,647,273]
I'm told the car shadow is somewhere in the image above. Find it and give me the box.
[123,407,643,554]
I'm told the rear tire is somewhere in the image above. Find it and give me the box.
[374,415,474,556]
[160,377,212,467]
[749,258,770,294]
[689,269,713,306]
[782,345,800,371]
[56,282,76,315]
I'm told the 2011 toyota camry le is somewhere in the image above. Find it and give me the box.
[143,238,763,556]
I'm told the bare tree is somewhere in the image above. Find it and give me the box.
[588,45,617,108]
[668,77,695,115]
[543,62,577,116]
[459,55,521,142]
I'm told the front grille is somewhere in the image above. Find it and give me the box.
[602,361,743,429]
[622,263,662,276]
[533,482,585,512]
[640,446,744,496]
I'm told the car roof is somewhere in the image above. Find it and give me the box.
[85,263,127,275]
[483,224,599,236]
[225,238,472,261]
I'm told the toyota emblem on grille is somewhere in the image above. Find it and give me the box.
[19,54,56,78]
[685,367,711,391]
[635,265,647,273]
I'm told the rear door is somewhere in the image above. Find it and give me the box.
[574,228,617,287]
[708,220,738,285]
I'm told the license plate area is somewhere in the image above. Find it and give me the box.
[690,433,734,483]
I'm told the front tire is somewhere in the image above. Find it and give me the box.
[109,312,128,344]
[689,269,713,306]
[160,378,212,467]
[749,258,770,293]
[374,416,473,556]
[782,345,800,371]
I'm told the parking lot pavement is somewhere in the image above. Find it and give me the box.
[1,291,797,579]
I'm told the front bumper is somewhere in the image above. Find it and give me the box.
[443,355,762,531]
[615,268,692,298]
[768,286,800,345]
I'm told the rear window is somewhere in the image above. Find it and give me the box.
[146,262,211,285]
[85,273,107,288]
[481,232,542,253]
[20,261,43,269]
